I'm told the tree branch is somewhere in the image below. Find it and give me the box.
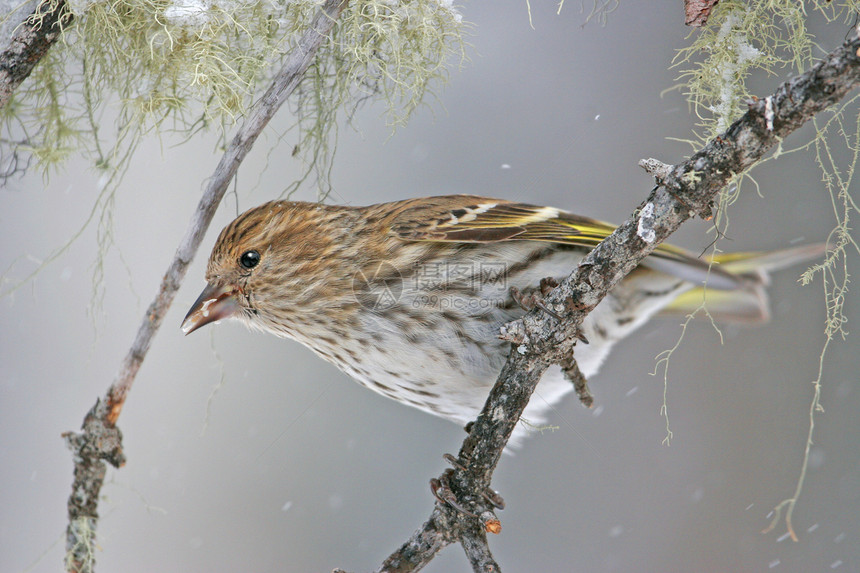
[374,509,453,573]
[61,1,348,571]
[0,0,71,109]
[373,26,860,572]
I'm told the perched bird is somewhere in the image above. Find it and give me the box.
[182,195,820,442]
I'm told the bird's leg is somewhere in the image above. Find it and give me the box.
[430,469,478,517]
[511,278,590,344]
[561,355,594,408]
[443,452,467,470]
[481,487,506,510]
[539,278,591,344]
[510,279,563,321]
[441,454,505,511]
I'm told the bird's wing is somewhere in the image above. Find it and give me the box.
[387,195,743,290]
[391,196,611,245]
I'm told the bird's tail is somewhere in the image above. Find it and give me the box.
[659,243,825,324]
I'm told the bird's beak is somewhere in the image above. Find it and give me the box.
[181,282,241,335]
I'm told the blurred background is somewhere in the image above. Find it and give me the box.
[2,2,859,571]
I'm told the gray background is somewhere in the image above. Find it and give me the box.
[2,2,859,572]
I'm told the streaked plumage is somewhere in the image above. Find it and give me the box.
[182,195,821,443]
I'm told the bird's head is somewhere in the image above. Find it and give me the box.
[181,200,360,337]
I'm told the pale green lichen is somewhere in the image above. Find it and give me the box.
[670,0,859,285]
[2,0,466,175]
[674,1,772,142]
[64,516,98,573]
[575,0,619,26]
[764,100,860,541]
[284,0,468,196]
[681,169,702,185]
[672,0,860,143]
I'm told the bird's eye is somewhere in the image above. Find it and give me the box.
[239,250,261,269]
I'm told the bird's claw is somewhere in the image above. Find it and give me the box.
[482,487,506,510]
[510,280,564,321]
[539,276,559,296]
[430,470,478,517]
[443,452,467,471]
[432,460,505,516]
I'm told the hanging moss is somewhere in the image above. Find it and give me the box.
[673,0,860,141]
[1,0,467,181]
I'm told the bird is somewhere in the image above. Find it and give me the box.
[182,195,821,443]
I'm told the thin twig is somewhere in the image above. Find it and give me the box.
[62,2,348,572]
[460,525,500,572]
[375,27,860,571]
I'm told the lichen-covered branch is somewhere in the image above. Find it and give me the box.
[373,27,860,572]
[62,2,348,571]
[0,0,71,109]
